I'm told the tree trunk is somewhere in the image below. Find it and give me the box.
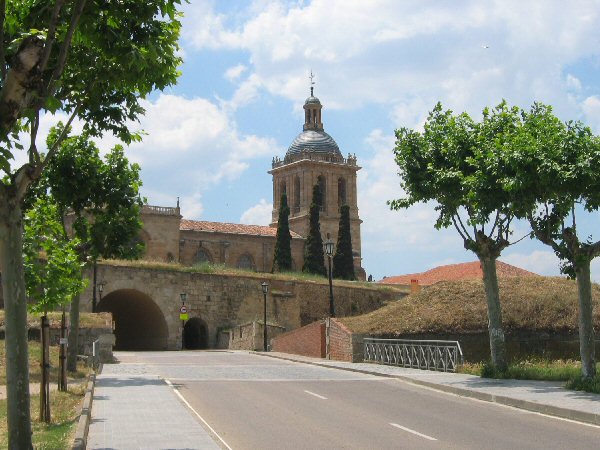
[67,293,81,372]
[0,201,33,449]
[40,315,51,423]
[575,260,596,378]
[59,306,68,391]
[480,256,507,371]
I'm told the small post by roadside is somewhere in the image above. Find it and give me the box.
[180,293,188,350]
[58,306,68,391]
[261,281,269,351]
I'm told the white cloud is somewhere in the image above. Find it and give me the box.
[182,0,600,118]
[224,64,248,81]
[121,94,277,191]
[581,96,600,133]
[500,250,561,277]
[240,199,272,225]
[566,74,582,91]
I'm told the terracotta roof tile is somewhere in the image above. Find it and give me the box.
[180,219,303,239]
[379,261,539,286]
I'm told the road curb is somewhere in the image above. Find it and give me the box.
[254,352,600,427]
[71,368,99,450]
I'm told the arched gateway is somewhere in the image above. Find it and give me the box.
[97,289,168,350]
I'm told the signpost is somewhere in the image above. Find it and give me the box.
[180,293,187,349]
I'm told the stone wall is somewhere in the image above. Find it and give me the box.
[271,320,325,358]
[140,206,182,262]
[88,263,404,351]
[179,230,305,273]
[228,321,286,351]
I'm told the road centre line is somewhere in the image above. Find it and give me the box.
[165,379,233,450]
[304,390,328,400]
[390,423,437,441]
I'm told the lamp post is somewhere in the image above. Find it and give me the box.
[261,281,269,351]
[324,239,335,317]
[180,292,187,350]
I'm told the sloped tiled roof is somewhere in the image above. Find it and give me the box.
[180,219,303,239]
[379,261,539,286]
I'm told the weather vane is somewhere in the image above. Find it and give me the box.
[309,70,315,96]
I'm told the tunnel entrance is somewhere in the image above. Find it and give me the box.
[97,289,168,350]
[183,317,208,350]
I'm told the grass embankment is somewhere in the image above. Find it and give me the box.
[340,276,600,393]
[0,310,112,330]
[105,258,405,293]
[0,340,90,448]
[340,276,600,335]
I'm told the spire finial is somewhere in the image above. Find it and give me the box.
[309,70,315,96]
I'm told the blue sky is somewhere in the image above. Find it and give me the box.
[29,0,600,280]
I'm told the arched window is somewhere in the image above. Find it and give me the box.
[194,248,212,264]
[317,175,326,211]
[294,176,301,213]
[338,177,347,207]
[237,253,256,271]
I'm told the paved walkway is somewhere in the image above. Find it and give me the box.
[259,352,600,425]
[86,364,220,450]
[86,351,600,449]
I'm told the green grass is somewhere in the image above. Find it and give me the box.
[459,358,600,393]
[0,385,86,449]
[0,339,90,447]
[105,258,405,292]
[0,310,112,329]
[0,340,88,385]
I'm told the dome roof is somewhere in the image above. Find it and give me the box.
[286,130,341,157]
[305,95,321,105]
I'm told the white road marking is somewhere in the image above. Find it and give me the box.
[165,379,233,450]
[390,423,438,441]
[304,390,328,400]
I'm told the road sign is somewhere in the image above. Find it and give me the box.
[180,313,189,321]
[180,305,188,314]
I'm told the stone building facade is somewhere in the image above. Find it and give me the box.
[270,88,365,279]
[139,88,365,278]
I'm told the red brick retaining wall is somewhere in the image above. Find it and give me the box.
[271,320,325,358]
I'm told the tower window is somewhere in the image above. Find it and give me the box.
[338,177,347,207]
[294,176,301,213]
[317,175,326,211]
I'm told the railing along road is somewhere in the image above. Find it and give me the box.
[363,338,464,372]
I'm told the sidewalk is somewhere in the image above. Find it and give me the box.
[86,364,220,450]
[257,351,600,426]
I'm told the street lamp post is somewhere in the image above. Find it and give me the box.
[324,239,335,317]
[261,282,269,351]
[180,292,187,350]
[98,280,106,304]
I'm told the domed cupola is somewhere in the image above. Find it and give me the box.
[285,86,342,159]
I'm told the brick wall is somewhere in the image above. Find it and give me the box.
[271,320,325,358]
[327,319,365,362]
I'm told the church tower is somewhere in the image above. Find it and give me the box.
[269,86,365,279]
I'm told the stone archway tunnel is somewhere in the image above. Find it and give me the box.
[98,289,168,350]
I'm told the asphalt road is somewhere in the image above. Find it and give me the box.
[116,351,600,450]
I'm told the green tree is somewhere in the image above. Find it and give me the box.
[391,101,527,372]
[303,185,327,276]
[272,193,292,272]
[23,195,86,423]
[44,126,144,372]
[508,103,600,379]
[332,204,355,280]
[0,2,182,446]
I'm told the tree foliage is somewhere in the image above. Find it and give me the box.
[0,2,182,446]
[272,193,292,272]
[23,196,86,313]
[505,103,600,378]
[390,101,529,371]
[333,204,355,280]
[303,184,326,276]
